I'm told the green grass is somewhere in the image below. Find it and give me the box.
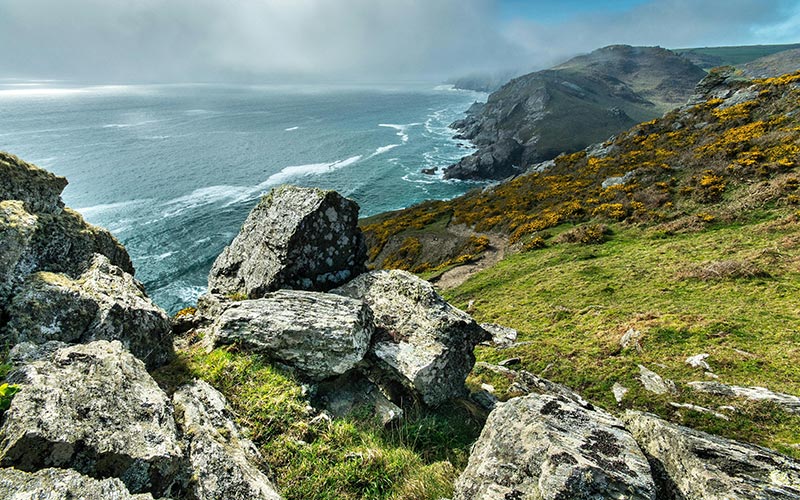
[153,343,482,500]
[446,212,800,458]
[675,43,800,66]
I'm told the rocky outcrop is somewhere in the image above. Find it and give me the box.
[638,364,678,395]
[5,254,172,368]
[207,290,372,381]
[208,185,366,298]
[0,152,67,215]
[0,467,154,500]
[334,270,488,406]
[454,393,656,500]
[479,322,518,348]
[445,45,706,180]
[624,411,800,499]
[173,380,281,500]
[688,381,800,414]
[0,341,185,497]
[0,152,153,365]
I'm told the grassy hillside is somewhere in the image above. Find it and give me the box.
[676,43,800,68]
[447,215,800,458]
[363,71,800,274]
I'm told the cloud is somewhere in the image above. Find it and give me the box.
[504,0,800,69]
[0,0,522,82]
[0,0,797,83]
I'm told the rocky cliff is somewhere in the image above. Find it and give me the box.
[444,45,707,180]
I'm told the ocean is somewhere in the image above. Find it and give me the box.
[0,82,486,313]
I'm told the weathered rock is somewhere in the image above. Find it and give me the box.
[0,199,133,318]
[208,290,372,381]
[0,151,67,214]
[686,353,711,371]
[173,380,282,500]
[314,373,403,426]
[613,382,629,404]
[0,341,185,497]
[454,394,656,500]
[638,364,678,395]
[334,270,488,406]
[668,402,729,420]
[620,328,643,350]
[6,340,68,366]
[208,185,366,298]
[0,200,38,310]
[0,467,154,500]
[479,322,517,348]
[623,410,800,499]
[688,381,800,414]
[4,254,173,368]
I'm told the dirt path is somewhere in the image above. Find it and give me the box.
[431,232,508,290]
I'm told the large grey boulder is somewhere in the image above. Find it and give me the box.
[454,394,656,500]
[334,270,489,406]
[208,290,372,381]
[0,151,67,214]
[173,380,282,500]
[624,411,800,499]
[208,185,366,298]
[0,467,154,500]
[4,254,173,368]
[0,341,186,497]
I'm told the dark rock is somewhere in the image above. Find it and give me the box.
[314,373,403,426]
[454,394,656,500]
[333,270,488,406]
[421,167,438,175]
[208,185,366,298]
[624,410,800,499]
[443,137,524,181]
[498,357,521,367]
[207,290,372,381]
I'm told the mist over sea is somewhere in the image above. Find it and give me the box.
[0,82,485,313]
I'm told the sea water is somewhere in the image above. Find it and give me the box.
[0,82,485,312]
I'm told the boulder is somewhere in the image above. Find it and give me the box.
[314,373,403,426]
[0,341,185,497]
[208,290,372,381]
[334,270,488,406]
[0,467,154,500]
[173,380,282,500]
[4,254,173,368]
[638,364,678,395]
[623,411,800,499]
[0,151,67,215]
[479,322,518,348]
[208,185,366,298]
[454,394,656,500]
[688,381,800,414]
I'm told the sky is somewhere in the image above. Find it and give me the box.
[0,0,798,83]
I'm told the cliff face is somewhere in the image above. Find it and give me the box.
[444,45,707,180]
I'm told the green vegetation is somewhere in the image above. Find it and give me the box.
[447,214,800,458]
[675,43,800,67]
[0,382,20,416]
[153,341,482,500]
[363,72,800,274]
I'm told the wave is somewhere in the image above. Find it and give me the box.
[161,155,363,216]
[263,155,362,186]
[368,144,401,159]
[379,123,421,143]
[75,199,152,218]
[285,126,300,131]
[102,119,162,129]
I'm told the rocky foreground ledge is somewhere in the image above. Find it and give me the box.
[1,152,800,499]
